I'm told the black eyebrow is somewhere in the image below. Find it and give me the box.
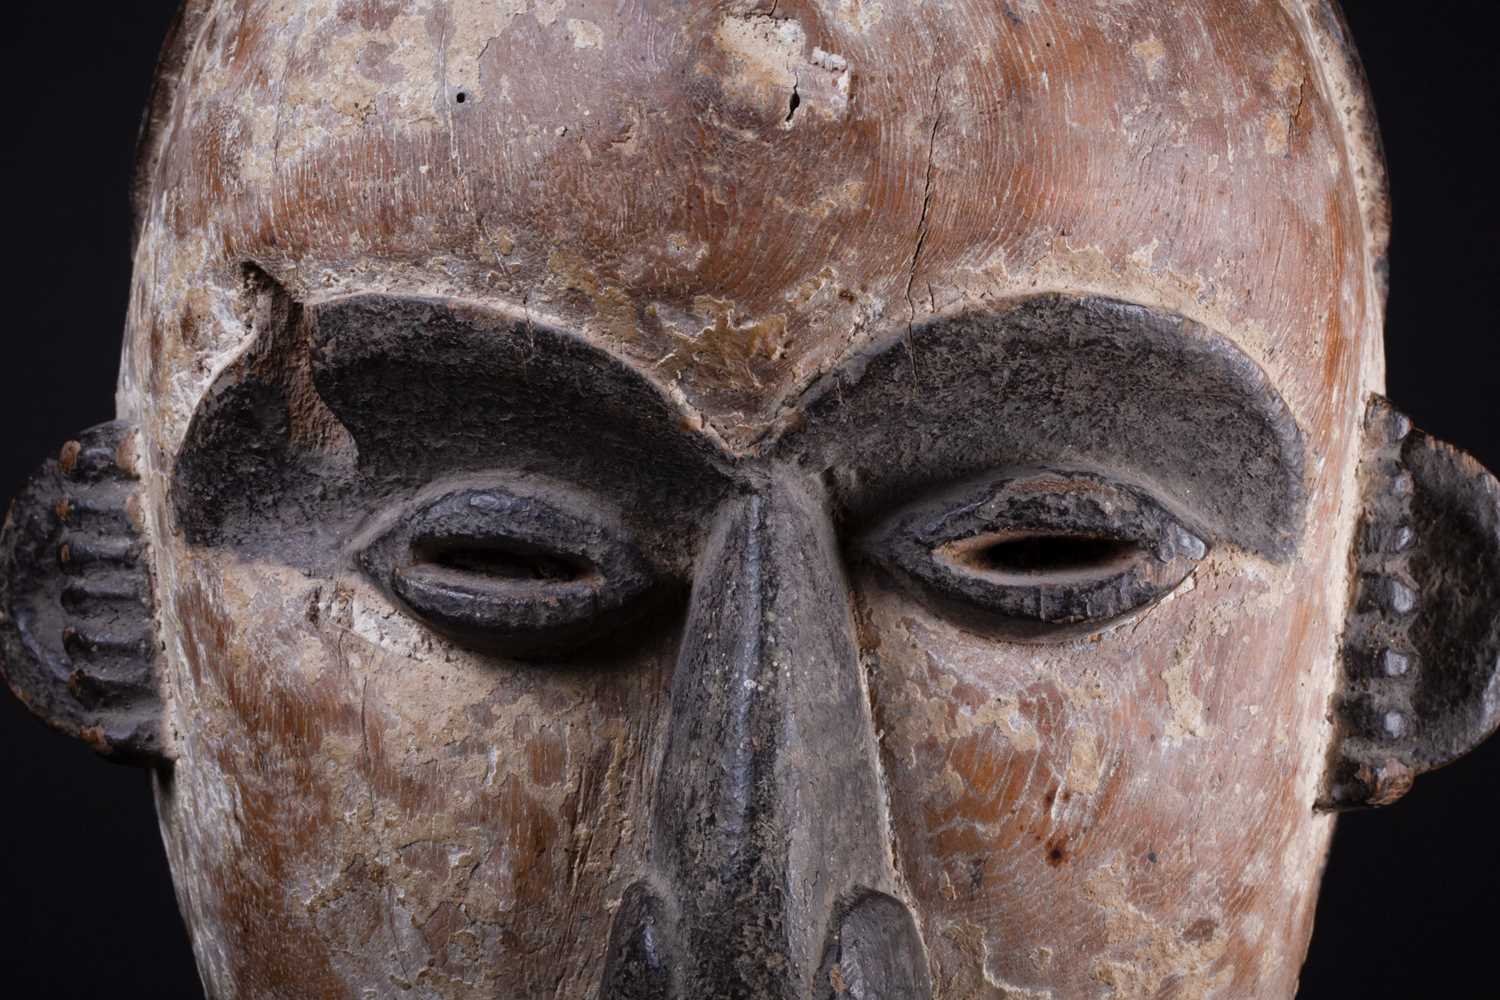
[307,294,728,488]
[172,291,732,566]
[772,294,1307,560]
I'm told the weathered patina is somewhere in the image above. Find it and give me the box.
[4,3,1499,998]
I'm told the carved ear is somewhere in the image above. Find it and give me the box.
[1322,396,1500,809]
[0,421,168,766]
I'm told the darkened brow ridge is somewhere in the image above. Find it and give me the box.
[307,294,729,491]
[172,291,734,572]
[772,294,1307,561]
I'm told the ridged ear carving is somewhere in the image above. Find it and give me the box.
[1321,396,1500,809]
[0,420,168,766]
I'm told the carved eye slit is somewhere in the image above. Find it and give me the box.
[861,472,1207,641]
[358,480,663,658]
[947,532,1142,580]
[410,537,591,583]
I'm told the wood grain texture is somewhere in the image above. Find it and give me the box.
[114,2,1390,997]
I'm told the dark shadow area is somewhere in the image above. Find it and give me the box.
[0,4,200,999]
[1299,4,1500,996]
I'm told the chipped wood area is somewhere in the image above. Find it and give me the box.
[123,1,1387,997]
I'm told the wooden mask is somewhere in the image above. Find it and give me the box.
[4,2,1497,997]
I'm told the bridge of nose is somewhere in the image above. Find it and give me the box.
[599,468,933,999]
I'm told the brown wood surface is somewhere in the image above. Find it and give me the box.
[117,2,1390,996]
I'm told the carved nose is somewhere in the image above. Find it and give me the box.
[599,469,932,999]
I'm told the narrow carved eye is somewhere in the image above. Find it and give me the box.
[946,533,1141,578]
[410,538,586,582]
[860,471,1206,640]
[357,480,663,657]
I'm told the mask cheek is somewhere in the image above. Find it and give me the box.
[1322,396,1500,809]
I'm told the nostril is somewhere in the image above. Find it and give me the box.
[598,882,676,1000]
[817,891,933,1000]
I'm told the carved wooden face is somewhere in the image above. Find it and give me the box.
[18,2,1500,999]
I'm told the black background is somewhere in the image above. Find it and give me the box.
[0,4,1495,997]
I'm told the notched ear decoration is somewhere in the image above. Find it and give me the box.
[0,420,168,766]
[1321,396,1500,809]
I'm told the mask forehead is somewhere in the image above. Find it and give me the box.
[136,0,1375,454]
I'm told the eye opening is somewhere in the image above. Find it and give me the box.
[410,536,593,583]
[944,531,1142,579]
[355,478,665,658]
[861,470,1207,641]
